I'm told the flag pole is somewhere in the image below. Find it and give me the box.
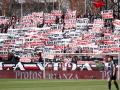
[21,2,23,18]
[85,0,87,14]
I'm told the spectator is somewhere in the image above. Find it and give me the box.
[38,52,43,62]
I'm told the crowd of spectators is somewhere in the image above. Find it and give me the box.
[0,9,119,64]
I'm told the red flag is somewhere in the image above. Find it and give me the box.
[94,1,105,8]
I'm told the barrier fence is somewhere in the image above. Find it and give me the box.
[42,53,120,80]
[0,53,119,80]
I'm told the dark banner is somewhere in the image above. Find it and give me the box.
[0,62,102,71]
